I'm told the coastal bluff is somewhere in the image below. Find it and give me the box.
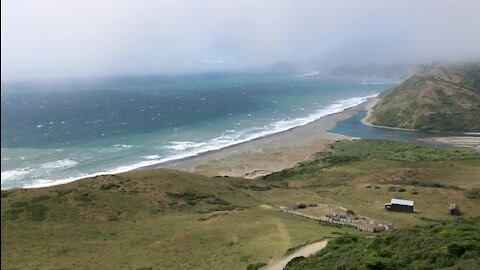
[368,63,480,132]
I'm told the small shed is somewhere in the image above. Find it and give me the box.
[384,198,414,213]
[449,204,460,216]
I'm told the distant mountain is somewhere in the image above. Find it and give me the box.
[329,63,424,82]
[368,63,480,132]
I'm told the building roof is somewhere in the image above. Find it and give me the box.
[391,198,414,206]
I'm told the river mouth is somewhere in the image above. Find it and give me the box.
[330,111,480,149]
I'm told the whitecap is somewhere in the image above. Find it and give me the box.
[113,144,134,148]
[142,155,162,160]
[1,168,31,182]
[18,93,379,190]
[40,159,78,170]
[164,141,207,151]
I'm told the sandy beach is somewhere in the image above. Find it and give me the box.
[157,100,369,178]
[156,97,479,178]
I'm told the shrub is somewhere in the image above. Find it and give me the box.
[465,188,480,199]
[246,262,267,270]
[100,183,121,190]
[11,201,28,208]
[26,204,49,221]
[447,243,466,257]
[166,192,212,205]
[2,208,25,220]
[55,189,74,197]
[248,185,271,191]
[285,218,480,270]
[334,234,358,244]
[206,198,230,206]
[30,195,51,202]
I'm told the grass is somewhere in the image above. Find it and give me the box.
[2,140,480,269]
[465,188,480,199]
[384,180,462,190]
[2,169,354,270]
[263,140,480,181]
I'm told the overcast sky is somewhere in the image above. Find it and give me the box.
[2,0,480,80]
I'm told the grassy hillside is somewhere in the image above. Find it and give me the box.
[2,140,480,269]
[285,217,480,270]
[368,63,480,132]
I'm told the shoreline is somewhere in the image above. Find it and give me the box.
[7,95,479,190]
[4,98,369,190]
[154,100,369,177]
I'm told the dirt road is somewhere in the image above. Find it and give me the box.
[263,239,329,270]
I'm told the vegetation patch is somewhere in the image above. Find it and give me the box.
[25,204,49,221]
[55,189,74,197]
[30,195,51,203]
[2,208,25,220]
[388,186,406,192]
[285,218,480,270]
[11,201,29,208]
[1,190,10,198]
[245,262,267,270]
[385,180,462,190]
[263,140,480,181]
[166,192,213,205]
[247,185,271,191]
[100,183,121,190]
[328,140,480,161]
[465,188,480,199]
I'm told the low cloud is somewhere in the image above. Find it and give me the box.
[2,0,480,80]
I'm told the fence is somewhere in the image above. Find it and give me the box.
[280,206,393,233]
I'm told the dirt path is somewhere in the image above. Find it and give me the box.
[263,239,329,270]
[270,218,291,262]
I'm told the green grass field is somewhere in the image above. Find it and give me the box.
[2,140,480,269]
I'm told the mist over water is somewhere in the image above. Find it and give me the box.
[1,73,395,189]
[2,1,480,80]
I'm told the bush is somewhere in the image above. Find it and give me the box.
[285,218,480,270]
[248,185,271,191]
[334,234,358,244]
[26,204,49,221]
[284,256,306,269]
[166,192,212,205]
[206,198,230,206]
[55,189,74,197]
[465,188,480,199]
[2,208,25,220]
[447,243,466,257]
[11,201,28,208]
[30,195,51,202]
[246,262,266,270]
[100,183,120,190]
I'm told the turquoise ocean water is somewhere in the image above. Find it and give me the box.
[1,72,395,189]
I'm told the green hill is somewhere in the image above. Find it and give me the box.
[368,63,480,132]
[2,140,480,269]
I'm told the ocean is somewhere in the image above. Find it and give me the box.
[1,72,395,189]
